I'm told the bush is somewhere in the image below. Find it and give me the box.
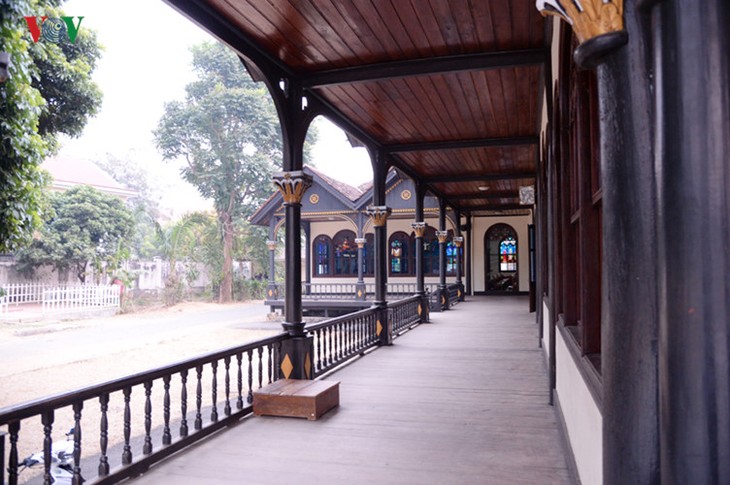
[232,277,265,301]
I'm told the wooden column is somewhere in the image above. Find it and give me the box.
[652,1,730,482]
[465,214,472,296]
[266,240,277,299]
[355,237,366,300]
[454,209,464,301]
[368,148,392,345]
[436,199,449,310]
[412,183,429,322]
[303,221,311,294]
[594,6,659,483]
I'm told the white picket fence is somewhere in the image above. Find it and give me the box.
[41,285,120,313]
[0,283,121,316]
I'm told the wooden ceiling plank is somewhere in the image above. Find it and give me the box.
[422,172,536,183]
[470,0,498,50]
[386,135,538,153]
[301,48,545,88]
[401,0,438,57]
[390,79,445,141]
[223,0,330,67]
[427,0,465,53]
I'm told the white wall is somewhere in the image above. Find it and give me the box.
[471,214,532,292]
[555,330,603,485]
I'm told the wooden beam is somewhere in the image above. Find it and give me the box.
[449,192,519,200]
[422,172,536,183]
[386,136,538,153]
[302,49,546,88]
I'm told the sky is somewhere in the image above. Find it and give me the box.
[58,0,373,216]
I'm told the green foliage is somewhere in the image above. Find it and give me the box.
[0,0,102,252]
[94,154,162,259]
[15,185,135,282]
[155,41,304,302]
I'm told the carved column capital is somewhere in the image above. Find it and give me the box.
[435,230,450,244]
[411,221,427,238]
[536,0,627,68]
[354,238,366,249]
[453,236,464,248]
[272,171,313,205]
[266,240,277,251]
[366,206,391,227]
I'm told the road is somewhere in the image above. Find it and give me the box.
[0,301,281,405]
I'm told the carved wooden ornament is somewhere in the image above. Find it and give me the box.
[536,0,627,68]
[366,206,391,227]
[436,230,450,244]
[411,222,427,238]
[273,171,312,205]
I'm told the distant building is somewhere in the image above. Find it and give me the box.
[42,155,138,201]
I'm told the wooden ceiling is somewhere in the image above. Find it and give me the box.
[165,0,545,213]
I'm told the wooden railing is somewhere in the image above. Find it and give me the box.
[0,295,425,485]
[270,282,440,300]
[389,295,423,335]
[0,333,289,485]
[306,307,380,377]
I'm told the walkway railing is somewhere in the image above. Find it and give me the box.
[271,282,440,300]
[306,307,380,377]
[0,295,424,485]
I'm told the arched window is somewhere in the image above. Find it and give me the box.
[485,224,518,291]
[313,235,332,276]
[446,238,458,274]
[423,226,440,275]
[389,231,411,275]
[333,230,357,275]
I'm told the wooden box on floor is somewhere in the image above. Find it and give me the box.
[253,379,340,420]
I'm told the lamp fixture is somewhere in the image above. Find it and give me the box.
[477,185,490,191]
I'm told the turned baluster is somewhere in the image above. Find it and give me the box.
[210,361,219,422]
[267,344,273,384]
[41,410,54,485]
[257,348,264,389]
[122,387,132,465]
[195,366,203,430]
[143,381,153,455]
[236,353,243,410]
[224,357,232,416]
[163,375,172,445]
[246,350,253,404]
[99,393,110,476]
[72,403,83,485]
[180,369,189,437]
[8,421,20,485]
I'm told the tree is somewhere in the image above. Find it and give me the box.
[155,42,316,303]
[15,186,134,283]
[94,154,162,259]
[0,0,102,252]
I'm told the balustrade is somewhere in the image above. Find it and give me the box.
[0,295,427,484]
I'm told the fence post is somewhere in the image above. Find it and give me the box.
[1,430,5,485]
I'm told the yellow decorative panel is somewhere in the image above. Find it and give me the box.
[376,320,383,336]
[281,354,293,379]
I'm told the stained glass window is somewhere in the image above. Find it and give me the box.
[389,232,411,274]
[314,236,331,276]
[333,230,357,275]
[499,236,517,272]
[446,241,457,273]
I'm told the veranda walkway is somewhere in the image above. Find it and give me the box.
[130,296,574,485]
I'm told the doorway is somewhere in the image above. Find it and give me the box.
[484,224,519,292]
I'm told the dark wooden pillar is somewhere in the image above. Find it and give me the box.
[270,78,315,380]
[355,237,366,300]
[652,1,730,482]
[465,214,472,296]
[454,209,464,301]
[303,220,311,295]
[266,217,278,300]
[367,148,392,345]
[436,199,449,310]
[412,182,429,322]
[595,6,660,483]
